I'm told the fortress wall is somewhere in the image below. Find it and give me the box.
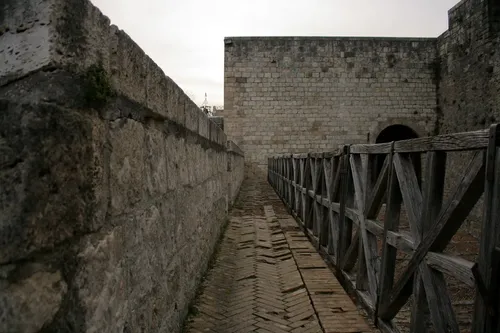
[0,1,244,332]
[224,36,438,171]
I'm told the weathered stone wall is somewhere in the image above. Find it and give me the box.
[437,0,500,134]
[227,141,245,206]
[209,116,224,131]
[435,0,500,238]
[224,37,438,170]
[0,1,243,332]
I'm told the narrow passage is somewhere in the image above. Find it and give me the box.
[184,177,377,333]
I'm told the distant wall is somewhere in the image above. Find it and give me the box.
[224,37,437,170]
[0,1,243,333]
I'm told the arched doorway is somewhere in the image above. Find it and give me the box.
[373,124,421,186]
[375,124,419,144]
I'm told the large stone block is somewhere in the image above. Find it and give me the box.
[0,102,108,263]
[73,227,128,333]
[1,0,215,135]
[144,130,168,198]
[0,267,67,333]
[108,118,146,216]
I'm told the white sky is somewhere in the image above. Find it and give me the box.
[90,0,461,106]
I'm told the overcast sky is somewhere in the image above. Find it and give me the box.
[90,0,460,106]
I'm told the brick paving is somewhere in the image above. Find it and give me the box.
[184,177,376,333]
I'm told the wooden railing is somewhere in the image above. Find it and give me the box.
[268,124,500,333]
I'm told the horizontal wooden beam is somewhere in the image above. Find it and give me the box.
[324,150,342,158]
[426,252,475,288]
[350,142,393,154]
[386,230,415,253]
[393,129,489,152]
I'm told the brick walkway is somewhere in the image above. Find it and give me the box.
[184,177,376,333]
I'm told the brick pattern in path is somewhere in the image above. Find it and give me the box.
[184,178,376,333]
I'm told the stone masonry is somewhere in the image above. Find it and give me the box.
[223,0,500,237]
[223,0,500,174]
[223,37,437,171]
[0,0,244,332]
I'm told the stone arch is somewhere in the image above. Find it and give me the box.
[372,124,422,187]
[375,124,419,143]
[369,119,426,144]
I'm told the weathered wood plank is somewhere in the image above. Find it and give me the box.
[301,156,312,229]
[310,156,321,235]
[420,264,460,333]
[324,150,342,158]
[409,276,428,333]
[386,230,414,253]
[393,128,489,152]
[350,142,393,154]
[426,252,475,287]
[364,155,390,218]
[346,208,384,236]
[377,149,402,317]
[393,153,423,240]
[357,237,369,291]
[473,124,500,333]
[337,148,352,267]
[331,157,343,202]
[323,156,340,255]
[341,228,360,271]
[350,154,380,301]
[409,151,446,333]
[310,152,324,158]
[328,209,339,256]
[380,151,485,320]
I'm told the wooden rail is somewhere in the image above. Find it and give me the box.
[268,124,500,333]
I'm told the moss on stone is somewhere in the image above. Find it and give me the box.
[83,63,115,108]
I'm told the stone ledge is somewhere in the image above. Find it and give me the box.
[224,36,437,43]
[227,140,244,157]
[0,0,225,148]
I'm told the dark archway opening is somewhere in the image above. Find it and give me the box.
[373,125,421,187]
[375,124,419,144]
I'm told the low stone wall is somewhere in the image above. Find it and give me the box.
[0,1,244,332]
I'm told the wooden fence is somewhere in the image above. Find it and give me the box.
[268,124,500,333]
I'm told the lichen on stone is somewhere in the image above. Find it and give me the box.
[83,63,115,108]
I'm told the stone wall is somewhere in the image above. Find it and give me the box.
[435,0,500,238]
[227,141,245,206]
[0,1,244,333]
[209,115,225,131]
[437,0,500,134]
[223,37,438,170]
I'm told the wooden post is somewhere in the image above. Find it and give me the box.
[337,146,352,267]
[377,143,400,321]
[473,124,500,333]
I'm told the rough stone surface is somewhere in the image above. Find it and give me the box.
[223,37,437,170]
[0,1,244,333]
[210,116,224,131]
[227,140,245,206]
[436,0,500,238]
[0,268,67,333]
